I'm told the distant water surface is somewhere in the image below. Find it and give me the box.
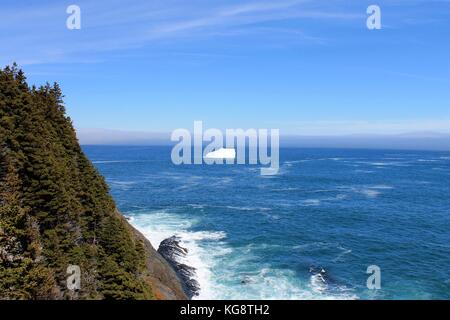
[83,146,450,300]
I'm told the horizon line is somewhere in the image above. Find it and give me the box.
[76,128,450,152]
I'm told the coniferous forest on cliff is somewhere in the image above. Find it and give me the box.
[0,64,184,300]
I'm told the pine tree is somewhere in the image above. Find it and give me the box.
[0,64,153,299]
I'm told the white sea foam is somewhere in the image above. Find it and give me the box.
[187,204,206,209]
[357,161,409,167]
[130,210,358,300]
[130,211,230,300]
[303,199,321,206]
[109,180,137,186]
[283,160,310,167]
[272,187,300,191]
[324,194,347,201]
[212,264,357,300]
[369,185,394,190]
[308,278,357,300]
[209,177,234,187]
[332,248,352,262]
[264,213,281,220]
[359,189,380,198]
[224,205,271,212]
[310,273,328,293]
[107,179,137,190]
[369,162,390,166]
[337,185,393,198]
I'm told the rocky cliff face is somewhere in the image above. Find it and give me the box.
[130,225,188,300]
[0,64,187,300]
[157,236,200,299]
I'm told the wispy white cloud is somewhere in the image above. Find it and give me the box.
[0,0,362,66]
[148,0,361,37]
[220,0,309,16]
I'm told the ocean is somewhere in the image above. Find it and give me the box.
[83,146,450,300]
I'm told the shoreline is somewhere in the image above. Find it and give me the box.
[128,211,226,300]
[122,212,189,300]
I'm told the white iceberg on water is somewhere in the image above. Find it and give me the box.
[204,148,236,160]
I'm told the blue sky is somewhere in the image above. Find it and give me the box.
[1,0,450,136]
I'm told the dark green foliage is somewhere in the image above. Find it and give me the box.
[0,64,153,299]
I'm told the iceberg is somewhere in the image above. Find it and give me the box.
[204,148,236,160]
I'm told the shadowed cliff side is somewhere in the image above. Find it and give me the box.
[127,217,188,300]
[0,64,187,300]
[158,236,200,299]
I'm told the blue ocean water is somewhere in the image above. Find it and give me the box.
[83,146,450,300]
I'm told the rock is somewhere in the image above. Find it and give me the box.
[158,236,200,299]
[240,275,253,285]
[309,266,339,293]
[126,217,189,300]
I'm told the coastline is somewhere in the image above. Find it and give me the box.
[121,211,189,300]
[128,211,226,300]
[94,146,450,300]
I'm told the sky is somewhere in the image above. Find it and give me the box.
[1,0,450,139]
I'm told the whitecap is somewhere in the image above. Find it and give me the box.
[188,204,206,209]
[354,170,374,173]
[369,185,394,190]
[332,249,352,262]
[215,266,357,300]
[293,242,330,251]
[129,211,358,300]
[224,205,271,212]
[129,211,230,300]
[272,187,300,191]
[310,273,328,293]
[107,179,138,190]
[328,194,347,201]
[302,199,321,206]
[359,189,380,198]
[283,160,310,167]
[338,185,392,198]
[357,161,408,167]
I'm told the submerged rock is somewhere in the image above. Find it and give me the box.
[240,275,253,285]
[158,236,200,299]
[309,266,332,293]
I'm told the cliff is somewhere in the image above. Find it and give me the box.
[0,64,187,299]
[129,219,188,300]
[158,236,200,299]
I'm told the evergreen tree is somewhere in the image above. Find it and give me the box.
[0,64,153,299]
